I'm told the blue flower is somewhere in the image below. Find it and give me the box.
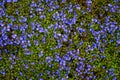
[39,78,43,80]
[110,7,115,12]
[108,4,112,7]
[27,40,31,46]
[30,62,35,65]
[34,40,39,46]
[15,10,19,14]
[46,56,53,63]
[117,39,120,44]
[0,68,6,75]
[68,8,73,13]
[19,16,27,23]
[12,34,17,39]
[39,15,46,19]
[3,35,8,40]
[24,64,29,69]
[0,56,2,60]
[92,18,98,22]
[38,53,43,58]
[19,72,23,76]
[117,9,120,13]
[24,48,32,55]
[60,59,66,66]
[6,0,12,2]
[76,27,85,35]
[62,0,66,3]
[13,0,18,2]
[63,54,71,61]
[48,24,53,29]
[114,0,119,2]
[30,1,37,7]
[112,77,117,80]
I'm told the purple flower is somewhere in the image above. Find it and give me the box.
[0,69,6,75]
[3,35,8,40]
[48,24,53,29]
[108,4,112,7]
[45,56,53,63]
[117,9,120,13]
[0,57,2,60]
[62,0,66,3]
[110,7,115,12]
[63,54,71,61]
[19,72,23,76]
[60,59,66,66]
[117,39,120,44]
[27,40,31,46]
[30,62,35,65]
[12,34,17,39]
[38,51,44,58]
[24,64,29,69]
[39,78,43,80]
[6,0,12,2]
[112,77,117,80]
[92,18,98,22]
[114,0,119,2]
[30,1,37,7]
[77,27,85,35]
[68,8,73,13]
[13,0,18,2]
[19,16,27,22]
[39,15,46,19]
[34,40,39,46]
[24,49,32,55]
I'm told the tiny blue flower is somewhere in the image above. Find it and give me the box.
[19,72,23,76]
[0,57,2,60]
[6,0,12,2]
[117,39,120,44]
[12,34,17,39]
[13,0,18,2]
[62,0,66,3]
[38,53,43,58]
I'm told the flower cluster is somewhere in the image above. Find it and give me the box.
[0,0,120,80]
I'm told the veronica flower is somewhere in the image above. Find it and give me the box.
[30,1,37,7]
[45,56,53,63]
[0,68,6,75]
[108,4,112,7]
[77,27,85,35]
[117,9,120,13]
[19,16,27,23]
[60,59,66,66]
[6,0,12,2]
[38,53,43,58]
[34,40,39,46]
[12,34,17,39]
[62,0,66,3]
[110,7,115,12]
[117,39,120,44]
[63,54,71,61]
[30,62,35,65]
[38,27,44,33]
[24,49,32,55]
[39,78,43,80]
[27,40,31,46]
[13,0,18,2]
[39,15,46,19]
[3,35,8,40]
[68,8,73,13]
[0,57,2,60]
[48,24,53,29]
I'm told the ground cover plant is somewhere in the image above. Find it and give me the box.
[0,0,120,80]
